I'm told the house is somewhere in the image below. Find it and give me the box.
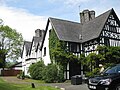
[21,29,44,76]
[40,8,120,79]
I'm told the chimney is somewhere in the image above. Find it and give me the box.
[90,10,95,20]
[80,9,95,23]
[35,29,45,37]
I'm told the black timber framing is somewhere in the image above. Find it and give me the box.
[100,11,120,47]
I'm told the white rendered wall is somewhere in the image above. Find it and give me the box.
[42,23,51,65]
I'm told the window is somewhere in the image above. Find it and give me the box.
[44,47,46,56]
[69,43,77,52]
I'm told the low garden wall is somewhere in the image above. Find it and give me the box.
[1,69,22,76]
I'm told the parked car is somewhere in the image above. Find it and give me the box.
[87,64,120,90]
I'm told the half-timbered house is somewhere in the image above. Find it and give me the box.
[41,8,120,79]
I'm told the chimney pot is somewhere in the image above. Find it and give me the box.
[80,9,95,23]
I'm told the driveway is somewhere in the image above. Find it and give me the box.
[1,76,89,90]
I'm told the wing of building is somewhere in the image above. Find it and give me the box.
[21,8,120,79]
[41,8,120,79]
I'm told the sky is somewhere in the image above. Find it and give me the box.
[0,0,120,41]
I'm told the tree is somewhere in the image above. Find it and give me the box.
[0,49,6,68]
[0,25,23,67]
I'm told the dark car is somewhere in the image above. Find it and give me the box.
[88,64,120,90]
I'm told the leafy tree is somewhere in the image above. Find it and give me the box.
[0,49,6,68]
[0,25,23,65]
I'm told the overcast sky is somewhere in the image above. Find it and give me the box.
[0,0,120,41]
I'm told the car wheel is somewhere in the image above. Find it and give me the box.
[115,84,120,90]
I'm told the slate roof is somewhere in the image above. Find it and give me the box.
[23,41,31,56]
[29,36,43,55]
[32,36,43,46]
[82,9,112,42]
[49,9,115,43]
[49,18,82,43]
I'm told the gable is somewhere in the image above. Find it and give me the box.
[82,9,112,42]
[21,41,31,58]
[29,37,43,55]
[101,9,120,40]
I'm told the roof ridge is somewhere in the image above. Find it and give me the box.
[95,8,112,19]
[49,17,80,24]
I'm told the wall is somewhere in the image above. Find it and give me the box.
[1,69,22,76]
[42,22,51,65]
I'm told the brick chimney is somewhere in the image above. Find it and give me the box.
[35,29,45,37]
[80,9,95,23]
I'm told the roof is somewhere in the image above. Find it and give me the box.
[49,18,83,43]
[33,36,42,43]
[21,41,31,57]
[41,8,120,50]
[82,9,112,42]
[29,36,43,55]
[49,9,117,43]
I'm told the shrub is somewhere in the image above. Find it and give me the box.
[43,64,64,83]
[28,60,45,80]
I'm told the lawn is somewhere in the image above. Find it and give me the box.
[0,78,60,90]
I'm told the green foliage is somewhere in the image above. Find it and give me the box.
[85,53,99,71]
[0,49,6,68]
[43,64,64,83]
[78,53,86,65]
[43,64,58,83]
[84,46,120,77]
[29,60,45,80]
[106,46,120,64]
[85,68,100,77]
[49,29,77,66]
[0,25,23,61]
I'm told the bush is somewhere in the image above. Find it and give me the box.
[57,65,64,82]
[42,64,58,83]
[43,64,64,83]
[28,60,45,80]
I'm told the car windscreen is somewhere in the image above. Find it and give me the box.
[103,65,120,75]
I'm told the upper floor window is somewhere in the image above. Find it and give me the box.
[69,43,80,52]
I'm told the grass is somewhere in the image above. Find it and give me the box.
[0,78,60,90]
